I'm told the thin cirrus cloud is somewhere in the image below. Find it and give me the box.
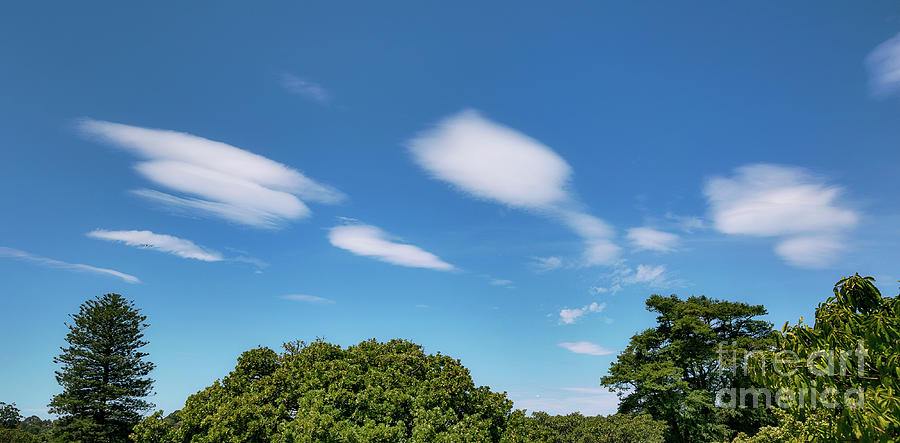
[626,227,680,253]
[281,73,331,104]
[408,109,620,266]
[328,222,456,271]
[866,32,900,98]
[593,263,673,295]
[87,229,223,262]
[0,246,139,283]
[558,341,615,356]
[280,294,336,304]
[703,164,859,268]
[78,119,344,229]
[559,302,606,325]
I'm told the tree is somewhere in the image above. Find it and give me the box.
[135,338,517,442]
[503,411,666,442]
[0,401,22,429]
[601,294,774,442]
[745,274,900,442]
[49,293,155,442]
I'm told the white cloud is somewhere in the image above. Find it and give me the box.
[704,164,859,268]
[79,119,343,228]
[531,256,563,272]
[408,110,619,265]
[490,279,514,287]
[559,302,606,325]
[866,32,900,98]
[626,264,667,284]
[328,222,455,271]
[665,213,706,233]
[558,341,615,356]
[87,229,223,261]
[594,263,675,294]
[409,110,571,209]
[281,73,331,104]
[0,247,139,283]
[280,294,335,304]
[774,236,841,269]
[626,227,680,253]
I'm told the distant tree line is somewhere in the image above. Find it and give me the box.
[3,273,898,441]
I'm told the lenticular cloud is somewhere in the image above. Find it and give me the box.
[79,119,344,228]
[703,164,859,268]
[407,110,620,265]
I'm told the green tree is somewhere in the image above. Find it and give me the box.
[135,338,519,442]
[49,293,155,443]
[0,401,22,429]
[745,274,900,442]
[601,294,774,442]
[503,411,666,442]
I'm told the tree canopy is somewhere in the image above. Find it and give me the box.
[745,274,900,442]
[601,293,775,442]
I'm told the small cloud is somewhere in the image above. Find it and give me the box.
[0,246,139,283]
[558,341,615,356]
[280,294,335,304]
[703,164,859,268]
[626,227,680,253]
[490,279,514,288]
[415,304,429,309]
[531,256,563,272]
[625,264,667,284]
[328,221,456,271]
[281,73,331,104]
[559,302,606,325]
[866,32,900,98]
[665,213,706,233]
[87,229,223,261]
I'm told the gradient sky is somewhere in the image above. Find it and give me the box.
[2,1,900,418]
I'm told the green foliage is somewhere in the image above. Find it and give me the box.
[17,415,54,441]
[502,411,666,442]
[49,293,155,443]
[601,294,775,442]
[730,408,835,443]
[133,339,517,442]
[746,274,900,442]
[0,428,42,443]
[1,401,22,429]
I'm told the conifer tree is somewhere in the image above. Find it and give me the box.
[49,293,154,442]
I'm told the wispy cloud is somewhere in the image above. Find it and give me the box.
[558,341,615,356]
[408,110,620,266]
[87,229,223,261]
[626,227,680,253]
[0,247,139,283]
[281,73,331,104]
[280,294,335,304]
[665,213,706,233]
[79,119,344,228]
[328,222,456,271]
[866,32,900,98]
[704,164,859,268]
[593,263,677,294]
[559,302,606,325]
[490,279,514,288]
[530,256,563,272]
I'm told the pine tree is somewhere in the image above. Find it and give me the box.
[49,293,155,442]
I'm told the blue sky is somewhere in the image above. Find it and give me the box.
[2,1,900,418]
